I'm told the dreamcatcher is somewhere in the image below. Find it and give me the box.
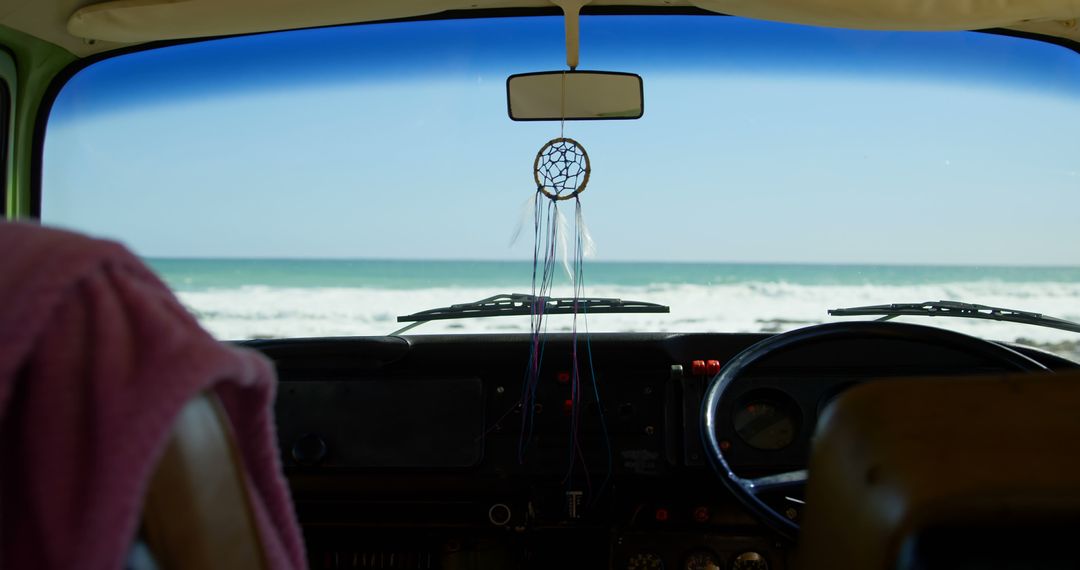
[516,135,610,503]
[507,0,614,509]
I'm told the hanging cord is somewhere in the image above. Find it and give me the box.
[575,198,612,506]
[519,189,560,463]
[563,195,587,492]
[560,71,566,139]
[563,197,611,504]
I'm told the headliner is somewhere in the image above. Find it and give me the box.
[1,0,1080,58]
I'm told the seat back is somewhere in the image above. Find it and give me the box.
[797,371,1080,570]
[141,392,268,570]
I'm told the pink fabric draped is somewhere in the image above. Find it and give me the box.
[0,222,306,569]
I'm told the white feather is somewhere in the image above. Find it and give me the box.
[556,204,573,281]
[575,202,597,259]
[508,191,538,247]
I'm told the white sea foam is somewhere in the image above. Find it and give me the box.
[178,281,1080,356]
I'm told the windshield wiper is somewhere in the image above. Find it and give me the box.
[392,293,669,335]
[828,300,1080,334]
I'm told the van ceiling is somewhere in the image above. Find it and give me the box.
[2,0,1080,58]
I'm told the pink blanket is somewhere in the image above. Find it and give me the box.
[0,222,306,569]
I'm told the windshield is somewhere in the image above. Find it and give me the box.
[41,15,1080,359]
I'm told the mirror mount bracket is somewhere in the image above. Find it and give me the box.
[551,0,591,70]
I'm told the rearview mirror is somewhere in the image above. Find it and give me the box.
[506,71,643,121]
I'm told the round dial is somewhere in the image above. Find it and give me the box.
[627,552,664,570]
[683,550,721,570]
[732,399,796,450]
[732,551,769,570]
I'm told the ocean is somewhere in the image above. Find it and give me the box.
[147,258,1080,359]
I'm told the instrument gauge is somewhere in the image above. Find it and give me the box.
[683,550,721,570]
[627,552,664,570]
[732,551,769,570]
[732,397,798,450]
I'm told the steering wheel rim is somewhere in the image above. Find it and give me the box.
[700,321,1047,541]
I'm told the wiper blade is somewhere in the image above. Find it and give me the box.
[392,293,669,335]
[828,300,1080,334]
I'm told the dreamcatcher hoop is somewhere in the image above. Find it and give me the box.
[533,137,591,201]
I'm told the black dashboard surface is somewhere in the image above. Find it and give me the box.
[247,332,1075,570]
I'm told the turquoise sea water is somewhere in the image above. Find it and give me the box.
[148,258,1080,291]
[146,258,1080,355]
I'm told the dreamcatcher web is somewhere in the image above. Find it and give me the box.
[534,138,590,201]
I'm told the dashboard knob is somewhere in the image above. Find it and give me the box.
[488,503,512,526]
[291,433,328,466]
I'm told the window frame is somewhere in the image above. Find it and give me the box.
[0,49,15,218]
[27,10,1080,220]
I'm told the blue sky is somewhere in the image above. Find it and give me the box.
[41,15,1080,265]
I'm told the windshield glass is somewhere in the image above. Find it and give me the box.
[41,15,1080,359]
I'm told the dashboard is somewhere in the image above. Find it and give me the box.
[247,331,1077,570]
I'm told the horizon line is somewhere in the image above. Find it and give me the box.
[141,256,1080,270]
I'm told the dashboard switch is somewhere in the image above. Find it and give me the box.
[566,491,583,519]
[692,506,710,523]
[654,507,670,522]
[705,359,721,376]
[691,360,706,375]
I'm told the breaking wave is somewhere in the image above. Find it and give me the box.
[177,280,1080,360]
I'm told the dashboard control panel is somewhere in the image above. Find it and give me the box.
[253,332,1075,569]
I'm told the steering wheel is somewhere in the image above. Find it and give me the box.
[700,321,1046,541]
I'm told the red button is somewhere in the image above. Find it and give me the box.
[693,506,710,523]
[556,371,571,384]
[655,507,670,522]
[563,399,574,415]
[691,360,706,375]
[706,359,721,376]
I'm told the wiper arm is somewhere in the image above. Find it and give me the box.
[392,293,669,335]
[828,300,1080,334]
